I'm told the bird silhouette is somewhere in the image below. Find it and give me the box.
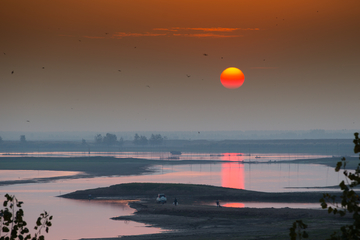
[146,85,150,88]
[198,132,200,134]
[26,120,30,122]
[221,57,223,59]
[263,59,265,61]
[186,74,190,78]
[118,70,121,72]
[42,67,45,69]
[79,40,81,42]
[203,53,208,56]
[11,71,14,74]
[3,53,5,55]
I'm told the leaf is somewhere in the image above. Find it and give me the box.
[335,162,342,172]
[36,217,41,226]
[328,207,333,214]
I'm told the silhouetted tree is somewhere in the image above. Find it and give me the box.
[103,133,117,145]
[139,135,148,145]
[133,133,140,145]
[0,194,53,240]
[20,135,26,143]
[94,134,103,144]
[149,134,163,145]
[290,133,360,239]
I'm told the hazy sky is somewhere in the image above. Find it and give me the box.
[1,0,359,132]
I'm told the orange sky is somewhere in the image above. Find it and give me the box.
[1,0,359,132]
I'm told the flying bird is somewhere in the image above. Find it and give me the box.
[79,40,81,42]
[146,85,150,88]
[198,132,200,134]
[3,53,5,55]
[26,120,30,122]
[221,57,223,59]
[118,70,121,72]
[186,74,190,78]
[42,67,45,69]
[203,53,208,56]
[11,71,14,74]
[263,59,265,61]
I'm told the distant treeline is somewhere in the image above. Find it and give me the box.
[90,133,164,146]
[0,130,359,141]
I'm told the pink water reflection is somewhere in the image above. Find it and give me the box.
[221,153,245,189]
[212,202,321,209]
[0,170,81,181]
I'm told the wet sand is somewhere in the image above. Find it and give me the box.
[61,183,349,240]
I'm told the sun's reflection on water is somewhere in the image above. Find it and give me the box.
[221,153,245,189]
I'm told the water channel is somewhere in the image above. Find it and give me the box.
[0,152,345,240]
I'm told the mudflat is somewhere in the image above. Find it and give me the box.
[61,183,349,240]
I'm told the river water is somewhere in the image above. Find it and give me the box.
[0,152,345,240]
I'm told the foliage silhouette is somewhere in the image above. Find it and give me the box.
[289,220,308,240]
[0,194,52,240]
[290,132,360,239]
[103,133,117,145]
[133,133,140,145]
[94,134,103,144]
[149,134,163,145]
[133,134,148,145]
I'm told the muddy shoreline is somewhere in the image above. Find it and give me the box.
[63,183,349,240]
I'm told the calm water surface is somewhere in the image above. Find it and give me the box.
[0,153,345,239]
[0,151,331,162]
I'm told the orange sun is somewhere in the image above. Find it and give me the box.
[220,67,245,89]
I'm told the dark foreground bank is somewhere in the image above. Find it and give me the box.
[61,183,348,240]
